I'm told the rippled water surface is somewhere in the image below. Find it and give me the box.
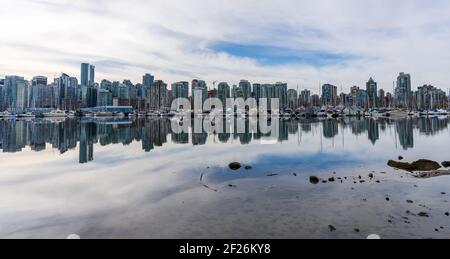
[1,116,450,239]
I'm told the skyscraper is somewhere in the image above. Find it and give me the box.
[299,89,311,107]
[395,72,412,108]
[274,82,288,109]
[142,73,154,103]
[193,80,208,108]
[287,89,298,109]
[80,63,96,107]
[97,88,113,107]
[171,81,189,99]
[217,82,231,107]
[143,74,155,88]
[30,76,53,108]
[4,76,28,112]
[32,76,48,86]
[378,89,385,108]
[0,78,5,111]
[366,77,378,108]
[89,65,95,86]
[239,80,252,100]
[321,84,338,106]
[80,63,95,87]
[148,80,168,110]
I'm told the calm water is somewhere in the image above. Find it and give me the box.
[1,116,450,239]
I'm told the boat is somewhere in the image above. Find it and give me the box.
[42,110,67,117]
[94,112,114,117]
[68,111,77,117]
[386,110,408,119]
[316,109,327,117]
[114,112,126,117]
[83,112,94,118]
[0,111,15,118]
[17,112,35,118]
[147,111,161,117]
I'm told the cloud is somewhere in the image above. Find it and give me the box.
[1,0,450,92]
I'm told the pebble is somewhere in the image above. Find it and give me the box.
[229,162,242,170]
[418,212,430,218]
[309,176,319,184]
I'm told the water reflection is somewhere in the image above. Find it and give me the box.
[1,116,449,163]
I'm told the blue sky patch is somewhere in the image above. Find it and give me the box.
[210,42,354,66]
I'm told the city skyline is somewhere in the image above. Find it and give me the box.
[2,0,450,92]
[1,62,450,113]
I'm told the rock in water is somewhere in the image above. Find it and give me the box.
[229,162,242,170]
[388,159,441,172]
[399,156,404,161]
[387,160,417,171]
[309,176,320,185]
[244,165,252,170]
[412,160,441,171]
[328,225,337,232]
[418,212,430,218]
[442,161,450,168]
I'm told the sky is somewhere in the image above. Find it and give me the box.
[1,0,450,93]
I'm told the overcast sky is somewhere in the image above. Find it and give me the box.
[1,0,450,92]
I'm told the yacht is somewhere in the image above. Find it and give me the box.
[0,111,15,118]
[17,112,35,118]
[43,110,68,117]
[68,111,77,118]
[316,108,327,117]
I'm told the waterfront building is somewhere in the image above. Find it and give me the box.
[171,81,189,109]
[416,84,447,109]
[395,72,412,108]
[239,80,252,100]
[252,83,263,104]
[148,80,169,111]
[4,76,28,112]
[56,74,79,110]
[32,76,48,86]
[0,78,5,111]
[366,77,378,108]
[97,89,113,107]
[100,79,112,90]
[355,89,368,108]
[171,81,189,99]
[299,89,311,108]
[321,84,338,106]
[311,94,320,107]
[217,82,231,107]
[143,74,154,89]
[287,89,298,109]
[274,82,288,109]
[30,77,54,108]
[80,63,95,87]
[378,89,385,108]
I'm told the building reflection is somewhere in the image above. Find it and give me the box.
[0,116,449,163]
